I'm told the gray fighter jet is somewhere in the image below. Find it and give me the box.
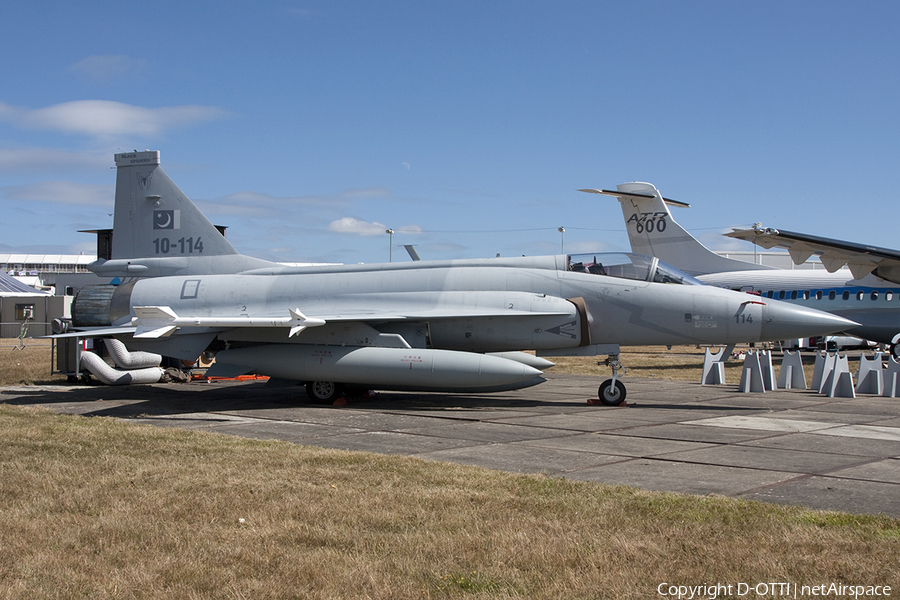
[64,151,856,405]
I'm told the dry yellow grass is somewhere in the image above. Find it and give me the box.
[0,403,897,599]
[0,343,66,386]
[0,343,836,387]
[550,345,827,384]
[1,343,897,598]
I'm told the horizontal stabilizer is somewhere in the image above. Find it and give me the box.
[578,188,691,208]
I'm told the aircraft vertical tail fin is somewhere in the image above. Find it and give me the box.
[579,182,772,275]
[112,151,238,259]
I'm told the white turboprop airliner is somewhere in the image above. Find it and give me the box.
[582,182,900,355]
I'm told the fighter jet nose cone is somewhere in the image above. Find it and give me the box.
[761,300,859,341]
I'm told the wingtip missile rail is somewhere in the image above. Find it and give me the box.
[132,306,326,339]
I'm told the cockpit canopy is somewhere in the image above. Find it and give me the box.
[567,253,703,285]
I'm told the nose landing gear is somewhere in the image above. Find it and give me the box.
[537,344,628,406]
[891,334,900,361]
[597,354,627,406]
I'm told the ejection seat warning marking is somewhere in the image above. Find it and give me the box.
[401,354,424,369]
[686,313,718,328]
[547,320,577,339]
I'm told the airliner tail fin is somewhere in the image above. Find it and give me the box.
[579,182,772,275]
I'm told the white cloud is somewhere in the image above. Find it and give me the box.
[213,190,339,209]
[197,186,392,220]
[338,187,391,200]
[196,192,301,218]
[327,217,423,236]
[0,240,98,255]
[0,100,229,138]
[1,181,113,207]
[327,217,389,236]
[0,148,109,173]
[68,55,148,83]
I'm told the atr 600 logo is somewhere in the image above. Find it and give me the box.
[627,211,668,234]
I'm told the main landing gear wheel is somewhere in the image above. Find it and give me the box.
[306,380,343,403]
[597,379,626,406]
[891,342,900,361]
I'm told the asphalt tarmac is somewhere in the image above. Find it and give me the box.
[3,373,899,517]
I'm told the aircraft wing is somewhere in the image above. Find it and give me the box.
[725,226,900,283]
[49,297,577,343]
[125,298,576,340]
[310,307,573,321]
[45,326,138,339]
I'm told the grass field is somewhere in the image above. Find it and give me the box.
[1,343,897,598]
[0,343,64,386]
[548,344,822,383]
[0,342,825,386]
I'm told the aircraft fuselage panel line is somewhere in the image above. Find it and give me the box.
[596,180,900,348]
[54,153,862,403]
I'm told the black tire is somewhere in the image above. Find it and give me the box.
[305,380,343,403]
[891,342,900,361]
[342,385,371,398]
[597,379,626,406]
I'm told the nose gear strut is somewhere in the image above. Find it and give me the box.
[597,354,627,406]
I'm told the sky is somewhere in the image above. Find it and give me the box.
[1,1,898,265]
